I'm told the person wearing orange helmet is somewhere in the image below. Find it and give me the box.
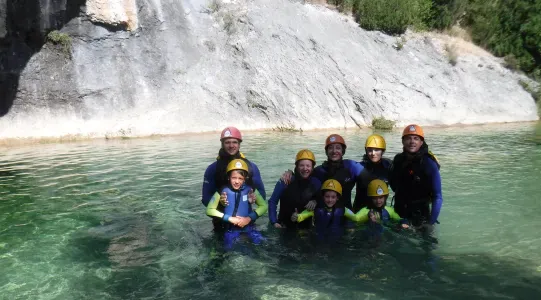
[389,124,442,230]
[268,149,321,229]
[202,126,266,231]
[281,134,363,211]
[352,134,393,213]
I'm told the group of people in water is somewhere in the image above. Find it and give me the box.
[201,125,442,249]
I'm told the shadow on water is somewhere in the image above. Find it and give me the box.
[65,213,169,300]
[0,0,85,116]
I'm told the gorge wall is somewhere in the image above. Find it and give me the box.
[0,0,538,139]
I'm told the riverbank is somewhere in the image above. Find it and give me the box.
[1,120,539,148]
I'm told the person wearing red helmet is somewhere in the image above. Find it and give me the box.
[202,127,266,231]
[389,124,442,231]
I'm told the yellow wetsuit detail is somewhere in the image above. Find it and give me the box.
[253,190,268,218]
[206,192,224,219]
[355,206,403,224]
[296,210,314,223]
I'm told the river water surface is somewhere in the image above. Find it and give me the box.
[1,123,541,300]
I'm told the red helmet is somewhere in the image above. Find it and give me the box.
[325,134,347,154]
[220,127,243,142]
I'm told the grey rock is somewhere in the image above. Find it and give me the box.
[0,0,538,139]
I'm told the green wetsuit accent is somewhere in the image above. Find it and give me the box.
[296,207,364,223]
[207,190,267,222]
[356,206,403,224]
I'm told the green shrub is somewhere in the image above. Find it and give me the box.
[371,116,396,130]
[353,0,433,35]
[47,30,72,56]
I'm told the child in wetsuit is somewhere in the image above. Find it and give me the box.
[206,159,268,250]
[356,179,409,230]
[290,179,365,239]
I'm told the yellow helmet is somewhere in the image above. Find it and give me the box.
[226,159,249,173]
[295,149,316,164]
[321,179,342,196]
[367,179,389,197]
[364,134,386,150]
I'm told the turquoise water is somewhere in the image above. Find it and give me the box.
[1,123,541,299]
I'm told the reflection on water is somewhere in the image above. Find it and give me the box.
[1,123,541,299]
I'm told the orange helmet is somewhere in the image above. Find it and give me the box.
[325,134,347,153]
[220,127,242,142]
[402,124,424,139]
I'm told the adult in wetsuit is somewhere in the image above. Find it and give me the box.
[353,134,392,213]
[202,127,266,230]
[389,124,442,230]
[268,149,321,229]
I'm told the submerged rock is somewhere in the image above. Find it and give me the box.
[0,0,538,139]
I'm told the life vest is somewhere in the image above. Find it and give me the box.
[278,176,318,229]
[353,157,392,212]
[220,185,254,230]
[313,206,346,232]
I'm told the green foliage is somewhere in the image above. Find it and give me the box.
[47,30,72,56]
[353,0,433,34]
[456,0,541,78]
[371,116,396,130]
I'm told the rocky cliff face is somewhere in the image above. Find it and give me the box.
[0,0,538,139]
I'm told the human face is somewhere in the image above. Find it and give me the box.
[229,170,245,190]
[296,160,313,179]
[323,191,338,207]
[402,135,423,154]
[366,148,383,163]
[326,144,343,161]
[371,196,386,208]
[222,138,240,155]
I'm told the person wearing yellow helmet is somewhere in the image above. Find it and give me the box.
[355,179,409,229]
[207,159,268,250]
[353,134,393,213]
[291,179,367,239]
[202,126,266,231]
[281,134,364,211]
[390,124,442,230]
[268,150,322,229]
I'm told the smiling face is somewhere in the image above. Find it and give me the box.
[296,159,313,179]
[222,138,240,156]
[229,170,245,190]
[402,135,423,154]
[366,147,383,163]
[371,196,386,208]
[323,190,339,207]
[326,144,344,162]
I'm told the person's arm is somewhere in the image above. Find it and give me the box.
[206,192,226,220]
[388,155,399,192]
[426,159,443,224]
[248,190,268,221]
[296,210,314,223]
[202,163,216,206]
[386,206,408,224]
[268,179,287,224]
[346,159,364,178]
[250,163,266,200]
[346,207,370,223]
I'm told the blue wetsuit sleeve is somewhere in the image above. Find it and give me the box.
[250,163,266,200]
[346,159,364,178]
[311,177,322,190]
[202,163,217,206]
[425,159,443,224]
[268,179,287,224]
